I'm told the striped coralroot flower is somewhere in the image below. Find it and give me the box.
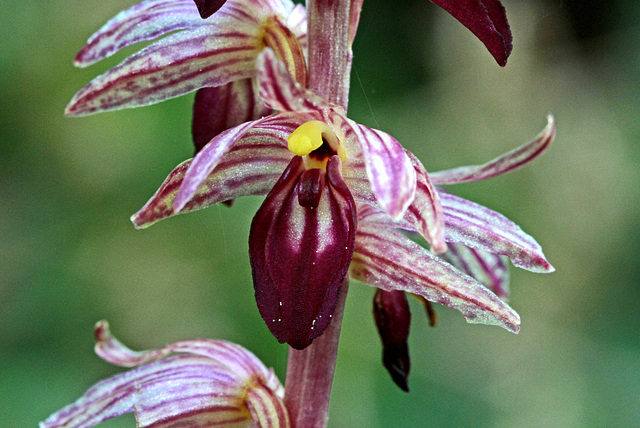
[65,0,307,152]
[40,321,289,428]
[132,51,555,353]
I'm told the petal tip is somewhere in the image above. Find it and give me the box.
[129,212,148,229]
[93,320,110,342]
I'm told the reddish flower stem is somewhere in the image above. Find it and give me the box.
[305,0,352,108]
[283,1,353,426]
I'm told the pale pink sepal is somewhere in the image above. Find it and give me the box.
[174,120,264,211]
[431,115,556,185]
[440,243,510,301]
[74,0,204,67]
[351,206,520,333]
[348,121,417,220]
[402,151,446,253]
[40,321,289,428]
[256,49,332,112]
[172,113,305,213]
[440,191,554,273]
[66,26,260,116]
[132,123,295,228]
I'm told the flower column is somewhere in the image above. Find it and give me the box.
[283,0,359,426]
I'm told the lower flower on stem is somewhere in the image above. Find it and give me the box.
[40,321,289,428]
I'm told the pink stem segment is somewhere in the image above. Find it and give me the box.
[305,0,352,109]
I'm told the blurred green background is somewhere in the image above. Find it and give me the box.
[1,0,638,426]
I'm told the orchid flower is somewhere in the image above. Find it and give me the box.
[364,115,556,390]
[429,0,512,66]
[132,50,428,350]
[40,321,289,428]
[129,50,553,355]
[66,0,307,151]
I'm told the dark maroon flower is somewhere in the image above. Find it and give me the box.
[250,155,357,349]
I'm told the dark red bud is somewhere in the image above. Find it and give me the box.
[373,289,411,392]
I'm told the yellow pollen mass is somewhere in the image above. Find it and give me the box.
[287,121,331,156]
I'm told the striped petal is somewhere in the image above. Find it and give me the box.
[132,120,295,228]
[40,321,288,428]
[350,208,521,333]
[256,49,330,112]
[246,383,291,428]
[440,243,510,301]
[249,156,357,349]
[440,191,554,273]
[429,0,512,66]
[74,0,205,67]
[173,113,306,213]
[431,115,556,185]
[348,122,417,219]
[402,151,446,253]
[192,80,271,153]
[66,25,261,116]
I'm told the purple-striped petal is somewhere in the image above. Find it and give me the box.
[192,79,271,153]
[257,49,330,112]
[440,243,510,301]
[440,191,554,273]
[93,321,269,376]
[75,0,204,67]
[132,119,295,228]
[249,156,357,349]
[349,122,416,219]
[174,119,263,211]
[66,26,261,116]
[350,209,521,333]
[41,321,287,428]
[341,154,443,252]
[429,0,512,66]
[431,115,556,185]
[173,112,308,213]
[402,150,446,253]
[246,382,291,428]
[193,0,227,19]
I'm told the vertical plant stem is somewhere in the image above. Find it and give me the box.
[283,1,354,426]
[305,0,352,108]
[284,276,349,428]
